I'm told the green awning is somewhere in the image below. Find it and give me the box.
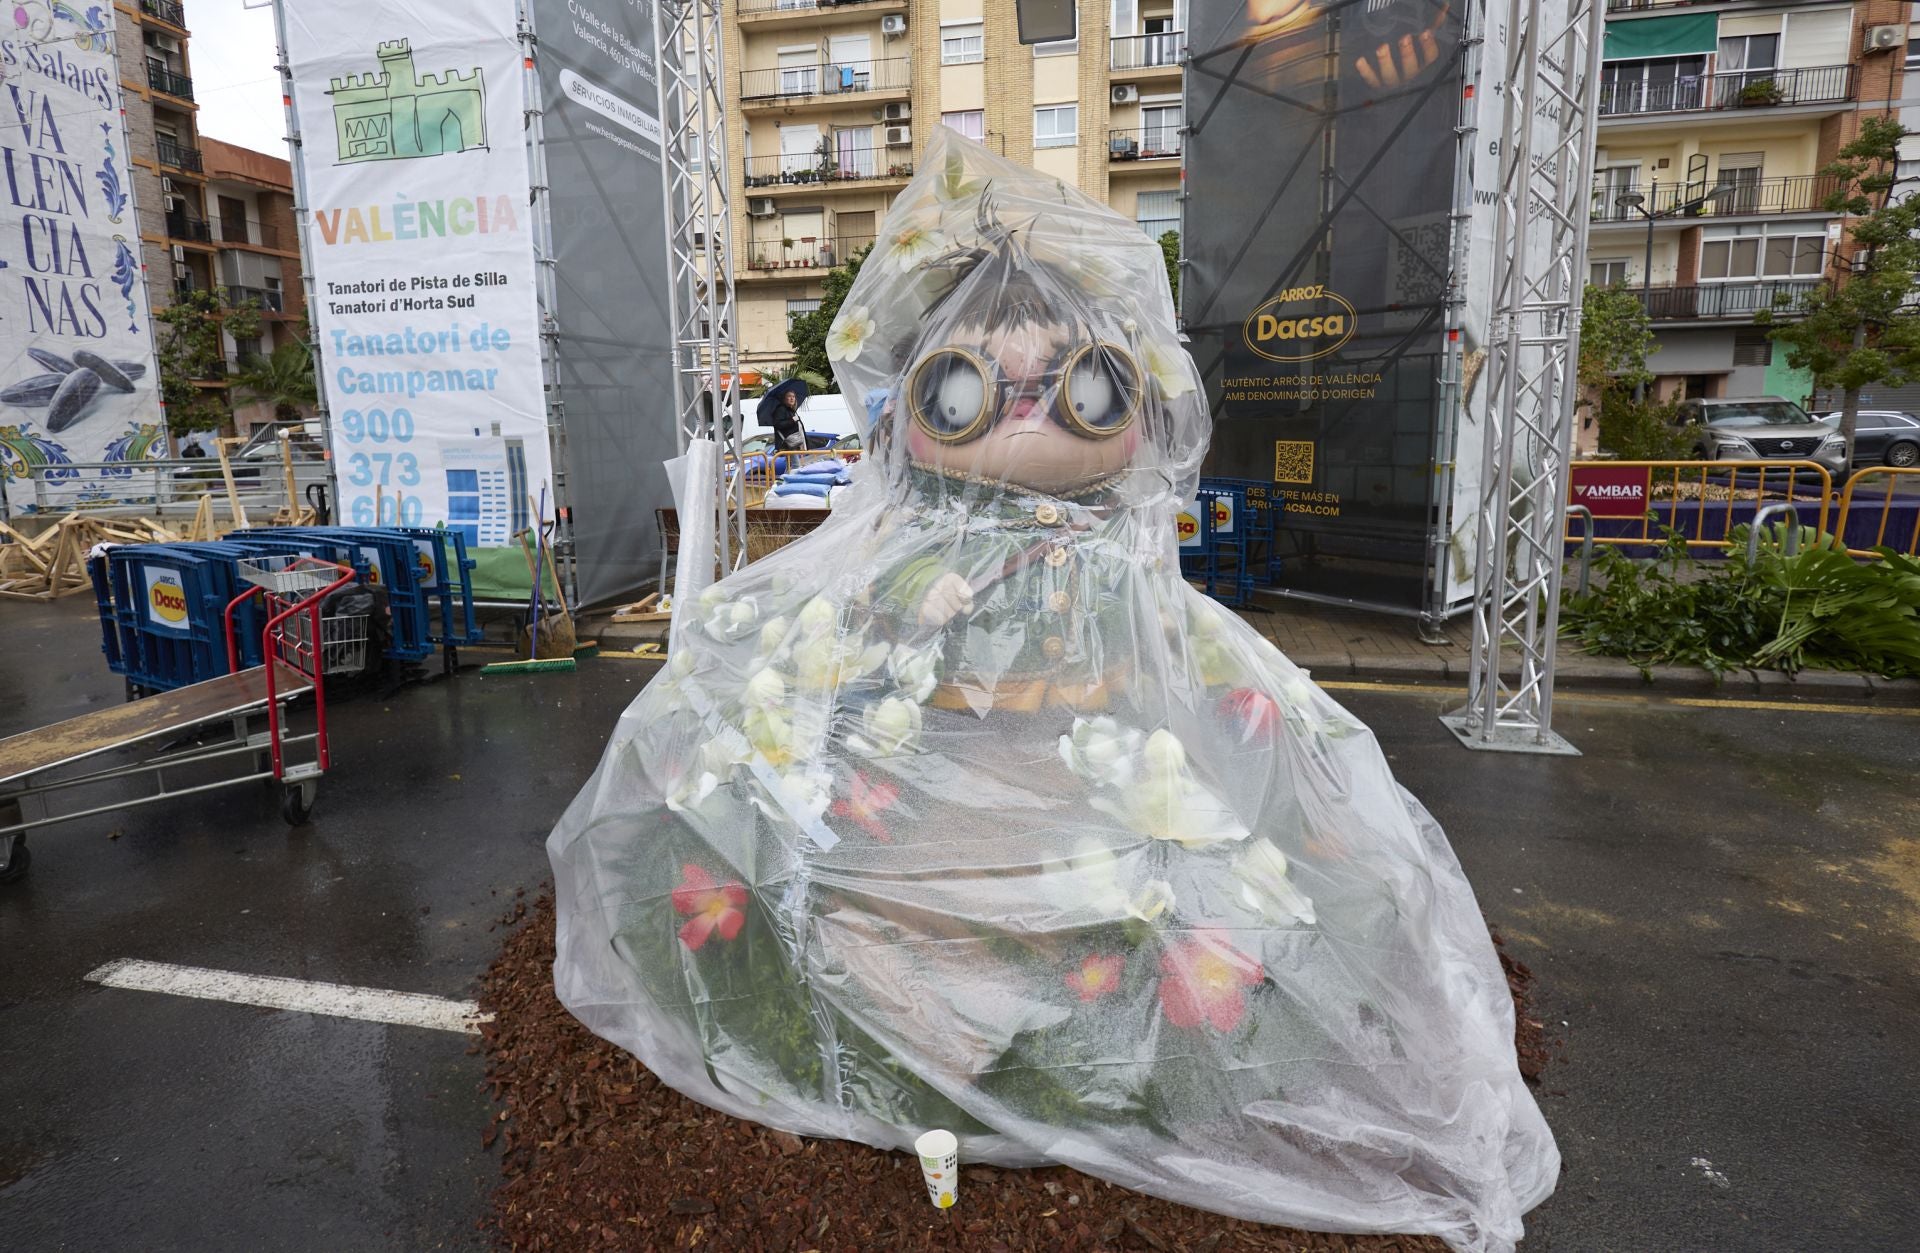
[1603,13,1718,60]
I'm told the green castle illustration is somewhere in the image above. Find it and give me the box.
[327,39,487,163]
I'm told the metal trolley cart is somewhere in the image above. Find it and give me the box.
[0,558,362,884]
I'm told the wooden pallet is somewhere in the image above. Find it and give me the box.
[0,514,181,601]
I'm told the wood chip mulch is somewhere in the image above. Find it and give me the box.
[476,889,1552,1252]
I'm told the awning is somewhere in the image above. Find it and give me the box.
[1603,13,1718,61]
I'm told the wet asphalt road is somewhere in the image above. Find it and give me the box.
[2,595,1917,1250]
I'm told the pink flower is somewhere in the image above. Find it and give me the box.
[670,863,748,951]
[830,770,900,842]
[1158,930,1262,1032]
[1065,954,1125,1003]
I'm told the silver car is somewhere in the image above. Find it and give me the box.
[1674,397,1846,475]
[1812,410,1920,469]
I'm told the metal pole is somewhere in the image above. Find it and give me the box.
[1635,186,1654,403]
[269,0,342,524]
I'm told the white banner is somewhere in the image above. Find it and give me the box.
[0,10,164,511]
[283,0,547,542]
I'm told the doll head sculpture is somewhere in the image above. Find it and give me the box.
[825,129,1207,505]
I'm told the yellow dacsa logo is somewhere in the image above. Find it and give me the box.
[1176,511,1199,542]
[150,579,188,623]
[1244,285,1357,363]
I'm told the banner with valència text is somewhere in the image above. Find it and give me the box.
[282,0,547,550]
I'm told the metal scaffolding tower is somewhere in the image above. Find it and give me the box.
[654,0,746,581]
[1441,0,1602,756]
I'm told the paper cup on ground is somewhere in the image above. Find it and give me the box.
[914,1129,958,1209]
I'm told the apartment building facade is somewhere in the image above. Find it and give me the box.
[724,0,1186,367]
[112,0,214,311]
[1590,0,1911,417]
[202,139,309,432]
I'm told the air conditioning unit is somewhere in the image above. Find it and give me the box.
[173,263,190,282]
[164,195,181,212]
[880,15,907,36]
[161,176,175,193]
[885,125,912,147]
[148,33,180,54]
[1112,84,1140,105]
[1865,24,1904,52]
[748,197,777,218]
[171,244,185,262]
[883,101,911,123]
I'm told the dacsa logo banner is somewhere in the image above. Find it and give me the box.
[149,575,189,626]
[1176,510,1201,548]
[1243,285,1357,363]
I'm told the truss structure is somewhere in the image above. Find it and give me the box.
[654,0,746,576]
[1441,0,1602,756]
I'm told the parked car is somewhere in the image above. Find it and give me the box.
[1674,397,1846,474]
[1812,410,1920,469]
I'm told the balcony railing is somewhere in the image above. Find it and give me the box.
[1604,0,1725,8]
[1598,64,1852,118]
[165,214,213,242]
[226,285,286,314]
[1111,31,1182,72]
[156,136,203,172]
[147,60,194,101]
[747,235,875,271]
[1636,280,1819,321]
[737,0,899,12]
[740,57,910,102]
[1108,127,1182,161]
[216,221,289,249]
[141,0,187,27]
[744,147,913,188]
[1591,174,1840,223]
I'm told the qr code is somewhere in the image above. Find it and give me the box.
[1274,440,1315,485]
[1386,212,1451,328]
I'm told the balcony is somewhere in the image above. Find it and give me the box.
[156,136,203,173]
[1598,65,1853,119]
[147,60,194,101]
[1636,280,1819,322]
[737,0,905,16]
[1591,174,1840,223]
[1111,31,1182,72]
[140,0,187,28]
[744,147,912,190]
[1108,127,1182,162]
[740,57,909,103]
[165,213,213,243]
[225,285,287,314]
[746,235,875,272]
[217,221,291,250]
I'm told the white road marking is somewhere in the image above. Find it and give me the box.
[84,958,492,1035]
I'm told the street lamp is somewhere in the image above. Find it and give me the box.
[1613,182,1733,399]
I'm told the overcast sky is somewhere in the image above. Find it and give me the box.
[186,0,287,157]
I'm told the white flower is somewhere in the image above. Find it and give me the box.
[1142,338,1195,399]
[888,223,946,273]
[1277,673,1315,714]
[827,305,877,363]
[849,696,923,757]
[795,595,838,639]
[756,615,792,660]
[751,765,832,827]
[792,632,888,691]
[1058,717,1144,787]
[1143,728,1187,774]
[1089,730,1250,849]
[698,583,728,613]
[1234,838,1316,926]
[665,770,720,816]
[1125,879,1176,924]
[743,667,787,710]
[669,646,698,679]
[702,593,759,641]
[887,643,941,704]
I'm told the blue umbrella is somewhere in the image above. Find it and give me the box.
[756,378,810,430]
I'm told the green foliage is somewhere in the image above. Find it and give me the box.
[1562,528,1920,678]
[785,243,873,392]
[1579,283,1657,395]
[231,337,317,424]
[154,288,261,435]
[1595,390,1691,461]
[1159,230,1179,308]
[1762,118,1920,458]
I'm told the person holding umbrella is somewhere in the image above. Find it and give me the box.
[757,377,810,451]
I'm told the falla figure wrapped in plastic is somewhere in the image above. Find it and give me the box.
[549,130,1557,1251]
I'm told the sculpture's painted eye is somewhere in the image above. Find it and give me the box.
[909,349,992,442]
[1061,344,1142,437]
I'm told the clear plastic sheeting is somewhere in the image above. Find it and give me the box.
[549,130,1557,1252]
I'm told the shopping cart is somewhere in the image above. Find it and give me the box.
[0,558,357,884]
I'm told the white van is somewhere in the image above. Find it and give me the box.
[797,393,858,439]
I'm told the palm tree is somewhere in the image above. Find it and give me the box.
[232,339,318,423]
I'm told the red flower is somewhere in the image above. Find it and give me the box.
[830,770,900,842]
[1218,688,1281,746]
[1065,954,1125,1003]
[1158,930,1263,1032]
[671,863,748,951]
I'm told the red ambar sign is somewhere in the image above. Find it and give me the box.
[1570,464,1652,518]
